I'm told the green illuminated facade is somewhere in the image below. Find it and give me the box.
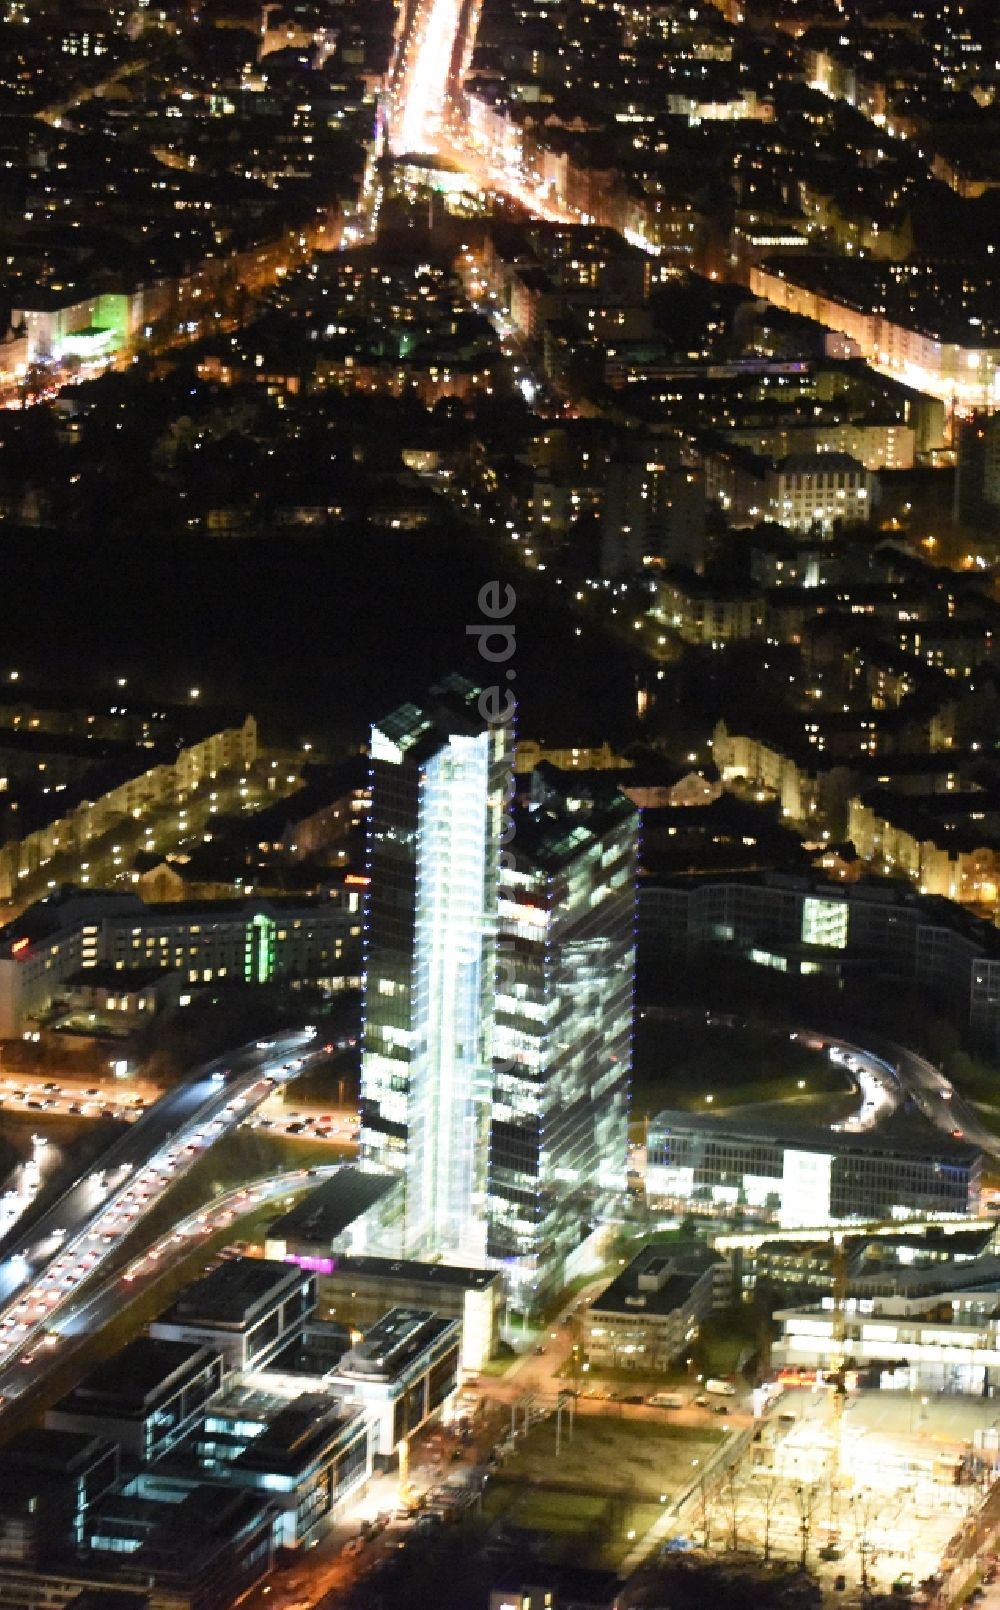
[245,913,277,983]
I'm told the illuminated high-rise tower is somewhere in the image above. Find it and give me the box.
[488,764,638,1312]
[360,676,511,1261]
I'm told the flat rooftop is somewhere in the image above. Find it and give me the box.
[130,1485,272,1579]
[267,1167,398,1247]
[591,1244,721,1319]
[233,1393,360,1475]
[52,1337,217,1417]
[324,1252,500,1293]
[336,1306,456,1381]
[158,1257,309,1330]
[0,1425,111,1472]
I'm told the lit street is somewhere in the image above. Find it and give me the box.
[0,1028,320,1410]
[0,0,995,1607]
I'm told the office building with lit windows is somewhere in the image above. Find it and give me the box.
[0,1428,119,1563]
[360,676,512,1262]
[638,869,1000,1052]
[0,885,363,1038]
[328,1306,461,1457]
[488,764,638,1310]
[150,1259,317,1375]
[645,1108,981,1225]
[583,1244,725,1372]
[46,1338,226,1465]
[773,1294,1000,1396]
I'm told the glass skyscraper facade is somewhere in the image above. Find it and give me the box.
[360,676,511,1262]
[488,764,638,1311]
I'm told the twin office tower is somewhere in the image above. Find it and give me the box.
[360,675,637,1310]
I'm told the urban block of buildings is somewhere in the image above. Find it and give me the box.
[0,1254,465,1610]
[0,883,363,1039]
[639,867,1000,1054]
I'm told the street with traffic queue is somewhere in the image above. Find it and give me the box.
[0,1028,321,1410]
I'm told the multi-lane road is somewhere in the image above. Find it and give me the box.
[884,1036,1000,1158]
[801,1029,997,1158]
[0,1071,359,1144]
[49,1160,342,1357]
[0,1029,321,1410]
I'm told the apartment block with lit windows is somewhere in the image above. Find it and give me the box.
[764,452,876,534]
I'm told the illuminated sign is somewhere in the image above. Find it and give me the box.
[11,938,29,955]
[245,912,275,984]
[780,1148,833,1228]
[285,1252,335,1275]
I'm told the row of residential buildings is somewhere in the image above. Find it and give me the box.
[0,712,258,903]
[749,257,1000,411]
[0,215,340,390]
[713,717,1000,911]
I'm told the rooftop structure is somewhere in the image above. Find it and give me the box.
[583,1243,726,1371]
[336,1306,456,1383]
[263,1168,402,1264]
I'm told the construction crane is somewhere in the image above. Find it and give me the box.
[826,1231,849,1537]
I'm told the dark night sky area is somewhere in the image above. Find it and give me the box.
[0,524,640,748]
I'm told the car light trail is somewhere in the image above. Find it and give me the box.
[0,1031,319,1408]
[391,0,461,153]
